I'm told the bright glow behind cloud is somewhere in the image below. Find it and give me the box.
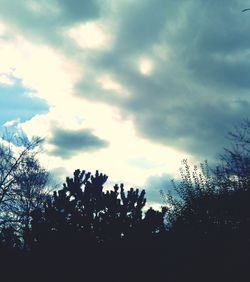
[97,74,128,96]
[67,22,109,49]
[139,58,154,75]
[0,36,80,106]
[19,99,190,187]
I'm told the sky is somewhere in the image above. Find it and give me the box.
[0,0,250,207]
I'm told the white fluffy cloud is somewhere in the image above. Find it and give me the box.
[2,0,247,204]
[67,21,110,49]
[20,99,190,188]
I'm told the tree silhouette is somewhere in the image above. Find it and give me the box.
[0,137,49,249]
[4,120,250,281]
[215,119,250,187]
[29,169,167,281]
[31,169,166,252]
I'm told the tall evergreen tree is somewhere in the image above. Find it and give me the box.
[31,169,166,251]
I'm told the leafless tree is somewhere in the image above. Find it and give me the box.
[214,119,250,190]
[0,135,49,249]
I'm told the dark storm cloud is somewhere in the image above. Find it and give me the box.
[49,128,108,159]
[56,0,99,22]
[111,0,180,53]
[177,1,250,90]
[2,0,250,161]
[0,0,100,45]
[75,0,250,160]
[127,93,250,157]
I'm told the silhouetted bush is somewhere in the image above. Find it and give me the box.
[162,159,250,281]
[3,121,250,281]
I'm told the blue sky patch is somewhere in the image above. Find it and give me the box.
[0,78,48,126]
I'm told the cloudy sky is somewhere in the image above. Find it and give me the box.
[0,0,250,206]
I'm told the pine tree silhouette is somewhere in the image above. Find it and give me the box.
[29,169,167,280]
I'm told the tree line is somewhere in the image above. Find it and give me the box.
[1,121,250,281]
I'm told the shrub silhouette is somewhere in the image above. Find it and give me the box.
[162,160,250,281]
[164,159,250,238]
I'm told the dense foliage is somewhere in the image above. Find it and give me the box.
[31,169,166,252]
[2,122,250,281]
